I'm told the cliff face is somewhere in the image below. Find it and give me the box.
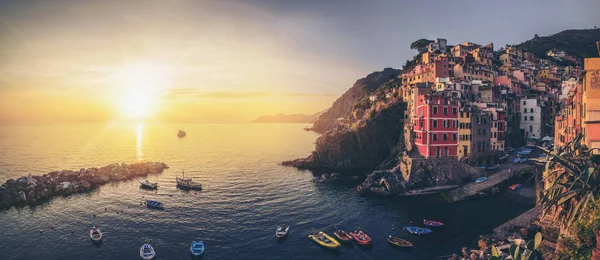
[310,68,400,133]
[283,100,405,172]
[516,28,600,61]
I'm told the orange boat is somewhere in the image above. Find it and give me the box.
[333,230,353,243]
[349,229,372,246]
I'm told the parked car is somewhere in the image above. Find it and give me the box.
[513,157,528,164]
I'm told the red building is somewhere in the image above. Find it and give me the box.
[412,91,459,158]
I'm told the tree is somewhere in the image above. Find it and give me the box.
[410,39,433,53]
[540,134,600,228]
[534,34,539,38]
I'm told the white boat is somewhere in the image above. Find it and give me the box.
[176,170,202,190]
[89,226,102,242]
[139,180,158,189]
[140,243,156,259]
[275,224,290,239]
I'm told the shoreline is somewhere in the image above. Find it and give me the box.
[0,161,169,210]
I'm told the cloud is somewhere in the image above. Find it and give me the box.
[165,88,334,99]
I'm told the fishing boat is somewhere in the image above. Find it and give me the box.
[308,231,340,249]
[423,219,444,227]
[139,180,158,190]
[349,229,372,246]
[387,236,413,248]
[333,230,353,243]
[190,240,204,256]
[475,177,488,183]
[177,130,186,138]
[89,226,102,242]
[146,200,164,209]
[405,226,432,235]
[176,170,202,190]
[140,243,156,260]
[275,224,289,239]
[509,184,523,191]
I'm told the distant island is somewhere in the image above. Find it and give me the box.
[252,111,323,123]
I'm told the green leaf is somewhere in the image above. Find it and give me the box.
[491,245,499,257]
[513,245,521,259]
[534,232,542,249]
[488,256,499,260]
[527,240,534,251]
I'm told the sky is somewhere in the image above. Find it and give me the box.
[0,0,599,124]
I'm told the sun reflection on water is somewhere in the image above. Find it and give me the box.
[136,123,144,161]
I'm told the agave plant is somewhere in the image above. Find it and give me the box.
[488,232,543,260]
[539,134,600,228]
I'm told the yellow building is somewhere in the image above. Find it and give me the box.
[458,107,472,161]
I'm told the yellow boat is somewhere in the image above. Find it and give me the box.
[308,231,341,249]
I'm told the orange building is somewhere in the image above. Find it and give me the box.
[583,55,600,149]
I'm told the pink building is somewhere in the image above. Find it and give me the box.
[413,91,459,158]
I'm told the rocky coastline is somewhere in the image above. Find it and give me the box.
[0,161,169,210]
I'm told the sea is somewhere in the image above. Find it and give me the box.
[0,123,534,260]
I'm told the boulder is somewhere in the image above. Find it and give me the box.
[17,191,26,204]
[54,185,63,194]
[5,179,15,187]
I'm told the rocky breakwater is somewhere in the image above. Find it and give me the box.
[357,155,484,196]
[0,161,169,210]
[283,99,406,173]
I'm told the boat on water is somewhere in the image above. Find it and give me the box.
[140,243,156,260]
[405,226,432,235]
[275,224,289,239]
[475,177,488,183]
[146,200,164,209]
[349,229,372,246]
[190,240,204,256]
[139,180,158,190]
[177,130,186,138]
[423,219,444,227]
[509,184,523,191]
[333,230,353,243]
[308,231,340,249]
[89,226,102,242]
[176,170,202,190]
[387,236,413,248]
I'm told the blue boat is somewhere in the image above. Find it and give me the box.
[405,226,432,235]
[475,177,488,183]
[190,240,204,256]
[146,200,164,209]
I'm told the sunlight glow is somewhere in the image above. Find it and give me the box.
[118,61,172,120]
[136,123,144,161]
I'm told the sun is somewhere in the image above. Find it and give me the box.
[117,61,171,119]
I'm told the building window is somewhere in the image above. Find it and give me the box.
[453,134,457,141]
[530,108,533,113]
[524,116,527,121]
[433,120,438,128]
[460,123,464,128]
[443,134,448,141]
[444,120,448,128]
[436,147,441,157]
[433,106,438,114]
[445,147,449,156]
[483,129,486,135]
[453,108,457,115]
[530,116,534,121]
[444,107,448,115]
[530,125,533,132]
[523,100,526,105]
[524,108,527,113]
[433,134,438,141]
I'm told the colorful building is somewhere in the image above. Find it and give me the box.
[412,91,459,158]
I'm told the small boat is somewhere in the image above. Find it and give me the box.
[349,229,372,246]
[509,184,523,191]
[423,219,444,227]
[308,231,340,249]
[275,224,289,239]
[475,177,488,183]
[333,230,353,243]
[190,240,204,256]
[499,153,509,161]
[486,164,500,171]
[140,180,158,190]
[387,236,413,248]
[89,226,102,242]
[405,226,432,235]
[177,130,186,138]
[176,170,202,190]
[140,243,156,259]
[146,200,164,209]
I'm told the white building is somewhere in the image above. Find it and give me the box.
[520,98,544,140]
[428,38,447,53]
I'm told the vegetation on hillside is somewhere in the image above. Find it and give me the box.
[516,29,600,61]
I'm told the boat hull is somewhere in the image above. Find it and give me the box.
[388,237,413,248]
[308,232,340,249]
[333,231,353,243]
[349,231,372,246]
